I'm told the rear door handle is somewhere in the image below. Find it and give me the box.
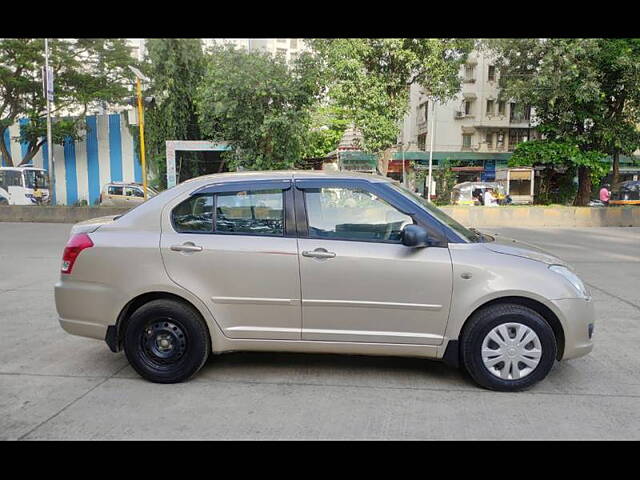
[302,248,336,259]
[170,243,203,253]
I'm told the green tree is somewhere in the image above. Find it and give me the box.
[141,39,206,187]
[196,46,325,171]
[485,38,640,205]
[0,38,135,166]
[300,103,349,159]
[510,139,608,204]
[307,38,474,152]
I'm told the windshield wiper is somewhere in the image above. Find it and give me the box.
[469,227,488,243]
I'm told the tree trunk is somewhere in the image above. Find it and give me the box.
[574,165,592,206]
[0,127,13,166]
[612,150,620,187]
[19,141,44,166]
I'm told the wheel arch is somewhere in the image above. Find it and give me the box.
[111,291,212,353]
[459,296,565,361]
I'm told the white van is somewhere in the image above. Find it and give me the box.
[0,166,51,205]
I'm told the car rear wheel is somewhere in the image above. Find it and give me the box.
[460,303,557,392]
[124,299,210,383]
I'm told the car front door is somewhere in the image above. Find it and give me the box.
[295,179,453,345]
[160,179,302,340]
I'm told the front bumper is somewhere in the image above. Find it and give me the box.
[551,297,596,360]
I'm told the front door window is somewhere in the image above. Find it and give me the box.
[305,187,412,243]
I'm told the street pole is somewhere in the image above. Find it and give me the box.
[135,77,148,200]
[44,39,55,205]
[427,99,436,202]
[401,142,406,186]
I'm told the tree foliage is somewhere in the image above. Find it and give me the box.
[484,38,640,205]
[300,103,349,159]
[196,46,325,171]
[510,139,609,204]
[141,39,206,187]
[307,38,474,152]
[0,38,135,166]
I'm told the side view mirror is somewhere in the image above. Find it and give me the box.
[401,224,430,248]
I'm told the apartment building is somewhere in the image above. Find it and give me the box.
[203,38,308,63]
[399,50,537,183]
[127,38,308,63]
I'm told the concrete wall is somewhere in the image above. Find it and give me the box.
[0,206,130,224]
[440,206,640,227]
[1,205,639,227]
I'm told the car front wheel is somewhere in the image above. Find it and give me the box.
[461,303,557,391]
[124,299,210,383]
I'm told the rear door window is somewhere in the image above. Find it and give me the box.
[215,189,284,236]
[108,186,124,196]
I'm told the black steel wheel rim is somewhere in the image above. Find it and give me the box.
[139,318,188,368]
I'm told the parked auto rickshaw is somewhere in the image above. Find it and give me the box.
[450,181,508,205]
[609,180,640,206]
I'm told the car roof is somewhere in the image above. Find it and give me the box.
[453,181,501,189]
[183,170,393,186]
[104,182,144,187]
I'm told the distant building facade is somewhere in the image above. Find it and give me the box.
[399,50,538,184]
[128,38,308,64]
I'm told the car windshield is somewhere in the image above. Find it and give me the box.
[388,182,484,243]
[23,170,50,189]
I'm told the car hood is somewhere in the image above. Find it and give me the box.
[481,234,570,267]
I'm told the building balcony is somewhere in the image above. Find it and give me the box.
[479,143,507,153]
[510,114,530,125]
[455,112,476,120]
[461,145,480,152]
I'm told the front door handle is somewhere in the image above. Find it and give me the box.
[170,242,203,253]
[302,248,336,259]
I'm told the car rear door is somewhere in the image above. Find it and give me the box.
[294,178,453,345]
[160,179,302,340]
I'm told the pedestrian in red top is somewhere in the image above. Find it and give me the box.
[599,184,611,205]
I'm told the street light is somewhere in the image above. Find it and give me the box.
[43,39,56,205]
[128,65,150,200]
[427,99,436,202]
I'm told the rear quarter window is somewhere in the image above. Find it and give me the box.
[172,195,214,233]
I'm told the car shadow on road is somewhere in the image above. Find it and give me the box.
[196,350,473,390]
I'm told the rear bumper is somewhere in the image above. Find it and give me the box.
[55,278,120,341]
[551,297,596,360]
[59,317,107,340]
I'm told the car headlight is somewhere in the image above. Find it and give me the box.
[549,265,590,299]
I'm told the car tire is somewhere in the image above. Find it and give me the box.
[124,299,211,384]
[460,303,557,392]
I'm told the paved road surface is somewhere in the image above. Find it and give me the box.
[1,223,638,440]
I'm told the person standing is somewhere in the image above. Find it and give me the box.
[599,184,611,205]
[484,188,498,207]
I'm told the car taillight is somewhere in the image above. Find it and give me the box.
[61,233,94,274]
